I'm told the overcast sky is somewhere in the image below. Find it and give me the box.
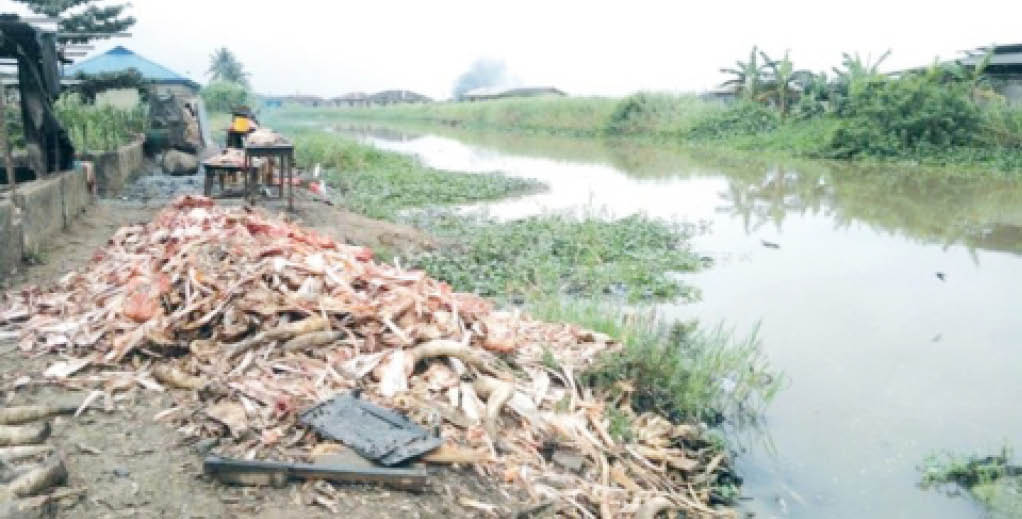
[6,0,1022,99]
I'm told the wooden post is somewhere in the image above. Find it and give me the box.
[0,83,16,200]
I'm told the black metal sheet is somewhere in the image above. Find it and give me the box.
[299,392,441,466]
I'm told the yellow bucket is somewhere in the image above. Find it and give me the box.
[231,115,251,133]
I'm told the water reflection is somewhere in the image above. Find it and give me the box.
[332,122,1022,519]
[337,122,1022,259]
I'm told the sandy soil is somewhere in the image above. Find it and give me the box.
[0,170,521,518]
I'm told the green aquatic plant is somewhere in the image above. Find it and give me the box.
[528,298,782,426]
[406,209,702,302]
[920,447,1022,518]
[291,132,545,219]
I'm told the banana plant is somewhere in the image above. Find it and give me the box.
[832,50,891,83]
[720,46,766,99]
[757,50,812,118]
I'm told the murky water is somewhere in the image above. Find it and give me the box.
[341,124,1022,518]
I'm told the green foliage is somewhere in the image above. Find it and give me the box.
[206,48,250,87]
[757,50,812,117]
[201,81,250,113]
[13,0,136,43]
[607,92,722,136]
[529,298,782,425]
[921,448,1015,489]
[720,46,765,99]
[292,132,544,219]
[67,69,149,103]
[54,93,148,152]
[690,101,780,139]
[826,70,983,158]
[604,406,633,442]
[4,103,24,150]
[408,210,702,301]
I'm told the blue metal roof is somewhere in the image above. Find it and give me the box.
[64,46,199,89]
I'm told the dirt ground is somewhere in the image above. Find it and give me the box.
[0,169,520,518]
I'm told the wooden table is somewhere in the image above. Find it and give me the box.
[244,144,295,211]
[203,162,252,198]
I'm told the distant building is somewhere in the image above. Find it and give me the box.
[64,46,200,97]
[368,90,432,105]
[701,83,740,103]
[460,86,566,102]
[333,92,369,107]
[959,43,1022,103]
[280,95,326,107]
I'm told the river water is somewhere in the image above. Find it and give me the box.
[341,125,1022,518]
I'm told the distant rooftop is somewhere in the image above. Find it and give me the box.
[462,86,565,100]
[64,46,199,89]
[959,43,1022,71]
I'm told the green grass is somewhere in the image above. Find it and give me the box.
[291,132,545,219]
[292,92,1022,175]
[921,448,1022,518]
[528,297,781,426]
[404,209,704,302]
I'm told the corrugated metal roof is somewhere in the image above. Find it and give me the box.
[64,46,199,89]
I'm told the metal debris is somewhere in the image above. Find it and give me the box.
[299,393,441,466]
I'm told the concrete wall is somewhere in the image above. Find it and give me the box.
[0,199,21,280]
[82,134,144,196]
[0,165,94,281]
[14,176,64,256]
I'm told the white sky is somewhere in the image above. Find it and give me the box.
[5,0,1022,99]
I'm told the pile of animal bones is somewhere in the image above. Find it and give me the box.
[0,196,732,518]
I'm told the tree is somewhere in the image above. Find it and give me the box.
[200,81,249,113]
[12,0,135,43]
[452,58,509,99]
[757,50,812,118]
[720,46,765,99]
[207,47,250,88]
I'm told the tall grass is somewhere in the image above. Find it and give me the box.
[528,297,782,425]
[299,82,1022,174]
[54,93,148,153]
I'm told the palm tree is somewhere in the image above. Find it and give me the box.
[757,50,812,118]
[207,47,250,87]
[720,46,766,99]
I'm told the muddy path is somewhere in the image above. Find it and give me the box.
[0,170,508,518]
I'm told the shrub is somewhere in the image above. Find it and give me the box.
[201,80,250,113]
[689,100,780,139]
[608,92,722,136]
[826,72,983,158]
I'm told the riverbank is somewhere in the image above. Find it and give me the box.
[282,91,1022,176]
[268,123,782,508]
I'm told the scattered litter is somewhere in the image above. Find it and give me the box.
[0,196,731,517]
[0,423,50,447]
[246,129,291,147]
[0,445,53,463]
[203,455,430,490]
[0,455,67,501]
[0,405,76,425]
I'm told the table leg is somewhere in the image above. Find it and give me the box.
[288,156,294,212]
